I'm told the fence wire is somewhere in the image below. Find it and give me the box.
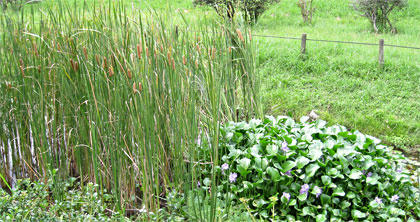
[253,34,420,50]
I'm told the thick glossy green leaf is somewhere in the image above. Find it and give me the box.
[316,214,327,222]
[267,167,281,182]
[351,210,367,218]
[348,169,363,180]
[298,193,308,201]
[296,156,310,169]
[281,160,296,173]
[332,187,345,196]
[266,144,279,156]
[306,163,320,178]
[239,158,251,170]
[321,175,331,185]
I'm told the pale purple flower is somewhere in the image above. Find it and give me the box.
[367,172,373,177]
[197,181,201,187]
[391,195,399,203]
[396,167,403,173]
[314,186,322,198]
[285,170,292,176]
[281,141,290,152]
[221,163,229,171]
[300,184,310,195]
[374,197,382,204]
[282,192,290,201]
[229,173,238,183]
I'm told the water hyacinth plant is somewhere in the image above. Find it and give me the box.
[0,0,261,218]
[206,116,419,221]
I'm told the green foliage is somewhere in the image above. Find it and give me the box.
[0,179,127,221]
[207,116,419,220]
[352,0,408,33]
[193,0,280,23]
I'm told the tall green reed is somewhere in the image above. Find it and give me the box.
[0,0,261,218]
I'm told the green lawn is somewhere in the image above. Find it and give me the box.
[255,0,420,151]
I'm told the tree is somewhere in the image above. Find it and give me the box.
[352,0,407,33]
[194,0,280,24]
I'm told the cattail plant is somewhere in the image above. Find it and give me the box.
[0,1,261,220]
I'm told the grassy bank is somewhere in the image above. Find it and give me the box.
[256,0,420,150]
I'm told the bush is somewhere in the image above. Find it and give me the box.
[352,0,407,33]
[203,116,419,221]
[193,0,280,23]
[297,0,315,24]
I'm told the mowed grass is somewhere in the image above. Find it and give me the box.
[255,0,420,151]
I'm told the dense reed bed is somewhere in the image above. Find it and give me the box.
[0,0,261,217]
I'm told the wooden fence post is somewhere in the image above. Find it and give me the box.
[301,33,307,55]
[379,39,384,66]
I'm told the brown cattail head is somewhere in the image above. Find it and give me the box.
[137,44,142,59]
[108,66,114,77]
[145,47,149,58]
[171,58,175,70]
[196,44,201,54]
[103,57,108,70]
[127,69,132,79]
[57,42,61,51]
[70,59,75,71]
[37,65,41,73]
[20,65,25,77]
[19,58,24,66]
[74,61,79,72]
[195,59,199,69]
[182,55,186,65]
[138,82,142,92]
[167,51,172,63]
[33,42,39,57]
[95,54,100,64]
[83,47,88,59]
[133,82,137,93]
[248,30,252,41]
[236,29,244,43]
[212,48,216,59]
[228,46,232,53]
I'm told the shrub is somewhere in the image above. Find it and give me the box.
[297,0,315,24]
[352,0,407,33]
[193,0,280,23]
[201,116,419,221]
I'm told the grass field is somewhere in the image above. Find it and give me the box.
[255,0,420,152]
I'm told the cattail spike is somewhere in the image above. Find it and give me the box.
[236,29,244,43]
[108,66,114,77]
[127,69,132,79]
[137,44,142,59]
[83,47,88,59]
[138,82,142,93]
[182,55,186,65]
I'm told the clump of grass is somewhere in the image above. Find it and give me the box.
[0,0,261,218]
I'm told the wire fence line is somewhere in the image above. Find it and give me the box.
[253,34,420,50]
